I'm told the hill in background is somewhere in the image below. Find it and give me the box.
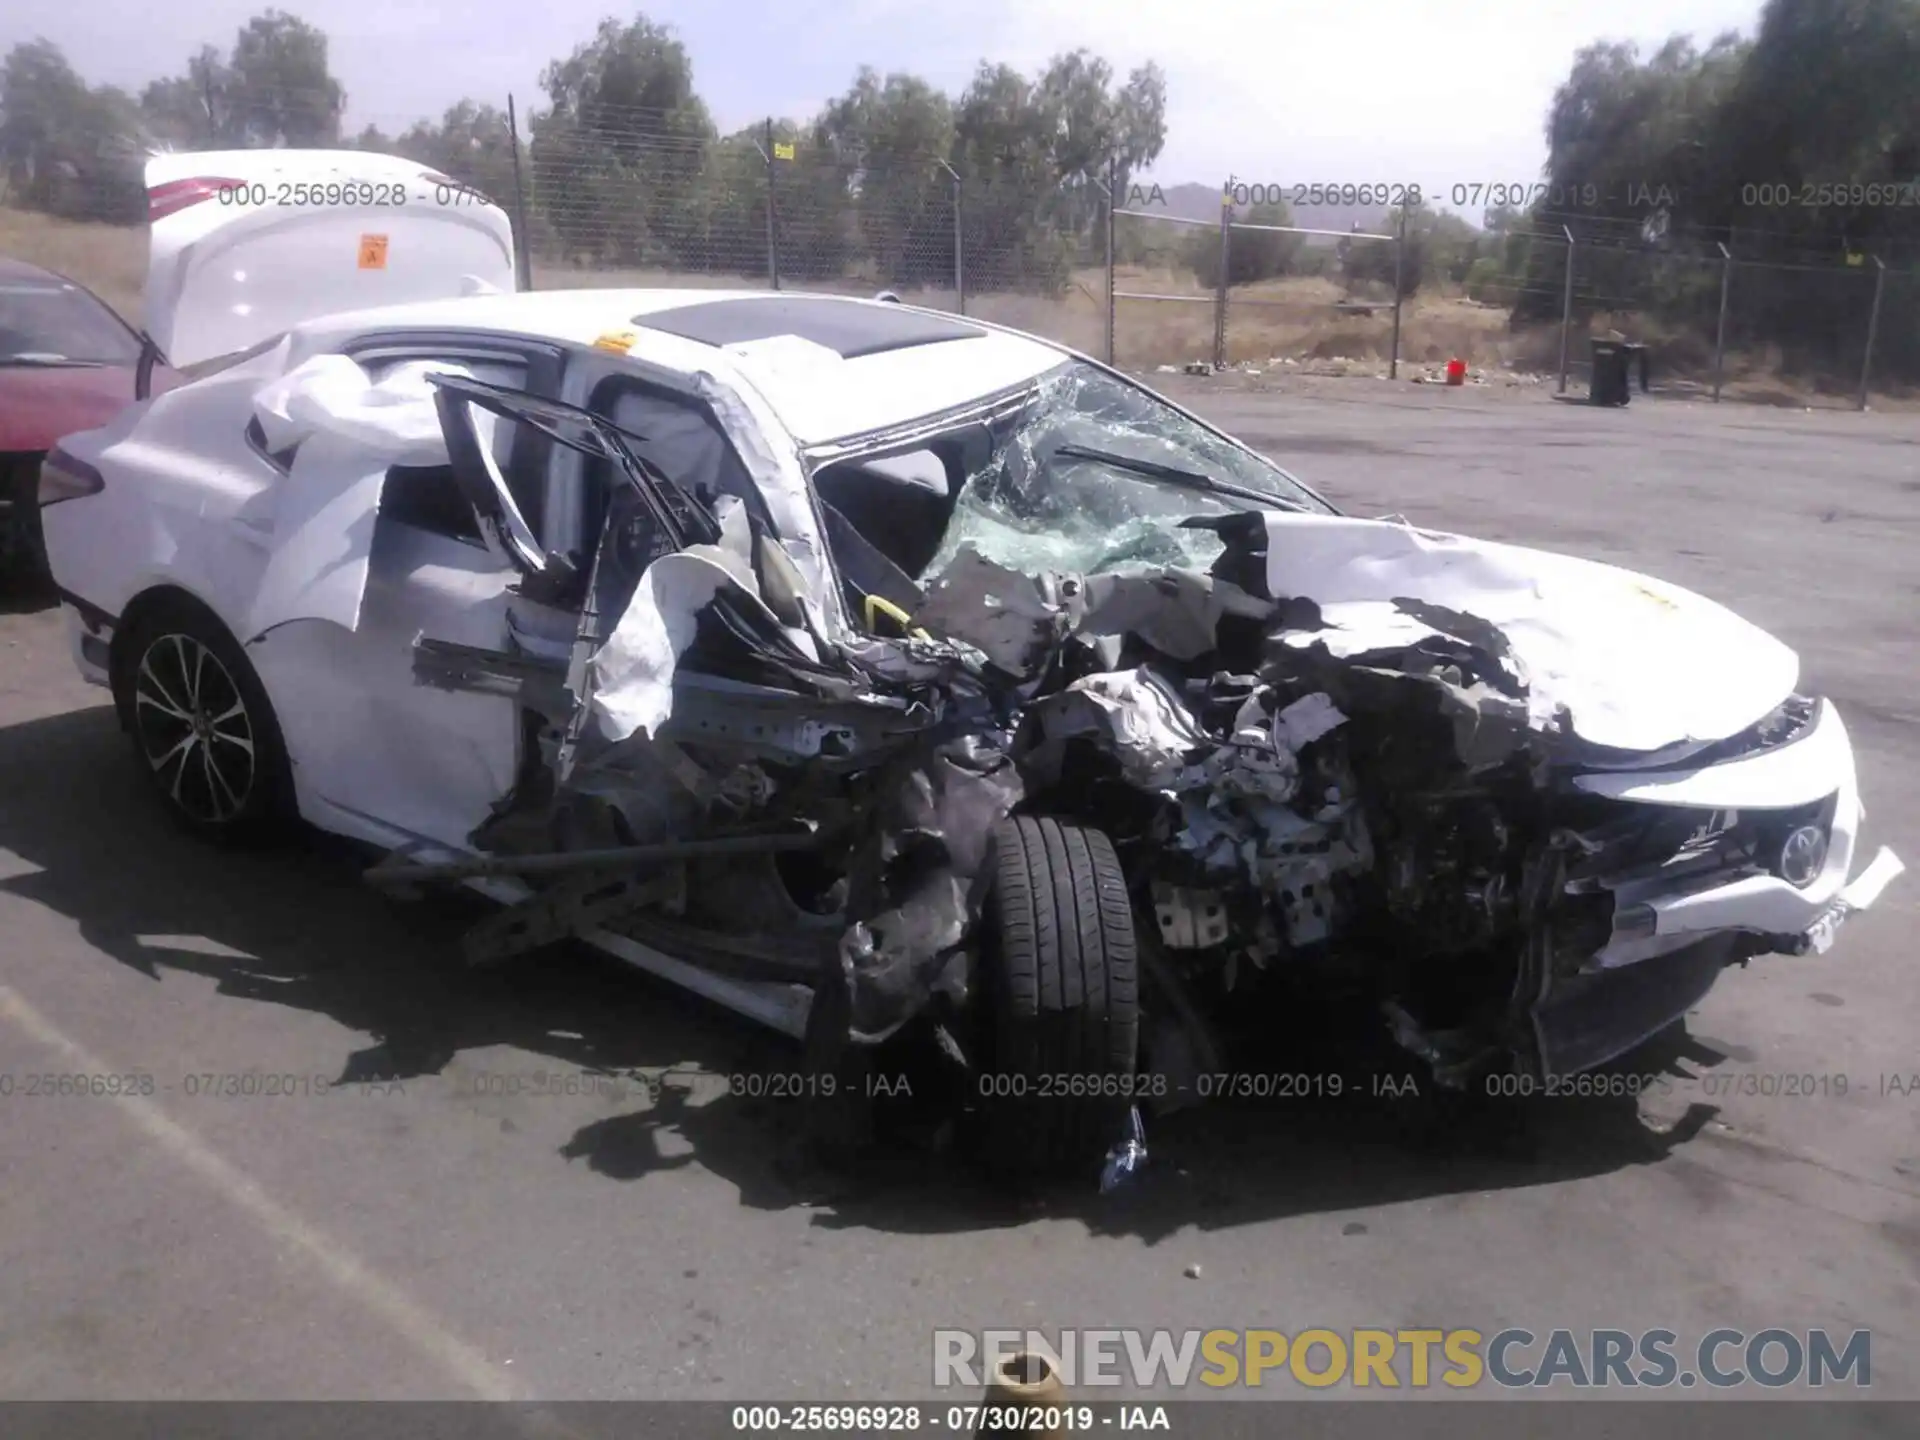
[1136,181,1393,243]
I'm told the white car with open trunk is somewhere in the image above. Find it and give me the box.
[37,150,1903,1185]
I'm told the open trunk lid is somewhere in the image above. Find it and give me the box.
[144,149,517,368]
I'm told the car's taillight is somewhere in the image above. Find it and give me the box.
[147,176,245,222]
[39,448,104,506]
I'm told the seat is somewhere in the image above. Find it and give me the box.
[818,501,926,635]
[813,452,956,580]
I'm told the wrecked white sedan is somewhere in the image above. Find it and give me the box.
[39,159,1903,1184]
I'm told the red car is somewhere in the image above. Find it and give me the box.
[0,257,177,583]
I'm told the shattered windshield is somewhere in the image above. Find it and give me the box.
[930,359,1333,576]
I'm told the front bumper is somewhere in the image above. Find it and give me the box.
[1574,699,1903,968]
[1528,699,1903,1077]
[59,600,115,687]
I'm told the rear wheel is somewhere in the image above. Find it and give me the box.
[972,816,1140,1183]
[118,600,293,842]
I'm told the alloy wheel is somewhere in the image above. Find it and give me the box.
[132,632,257,825]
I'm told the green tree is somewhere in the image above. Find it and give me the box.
[140,13,343,147]
[393,100,518,207]
[689,120,853,280]
[946,51,1163,293]
[1190,201,1302,287]
[1342,202,1478,297]
[816,68,954,285]
[529,16,715,267]
[0,40,146,222]
[1519,2,1920,377]
[1516,33,1747,324]
[1704,0,1920,370]
[1031,51,1166,237]
[229,10,344,144]
[139,45,235,147]
[949,62,1068,292]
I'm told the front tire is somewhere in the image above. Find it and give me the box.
[972,816,1140,1183]
[118,600,293,843]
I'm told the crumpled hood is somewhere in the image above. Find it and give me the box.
[1256,513,1799,755]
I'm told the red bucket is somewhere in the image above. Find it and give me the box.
[1445,357,1467,386]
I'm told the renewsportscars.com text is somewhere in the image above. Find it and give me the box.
[933,1327,1871,1390]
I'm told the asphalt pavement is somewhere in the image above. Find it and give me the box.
[1,379,1916,1404]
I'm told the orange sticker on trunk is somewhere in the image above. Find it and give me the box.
[593,329,639,353]
[358,234,390,269]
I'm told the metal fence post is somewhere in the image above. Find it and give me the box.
[1557,225,1576,394]
[763,118,780,291]
[1213,183,1230,369]
[1858,255,1886,411]
[1389,202,1406,379]
[505,94,534,291]
[1105,155,1117,366]
[938,159,963,313]
[1712,242,1731,402]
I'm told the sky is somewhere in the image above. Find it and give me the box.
[9,0,1768,201]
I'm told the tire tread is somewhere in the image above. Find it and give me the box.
[978,815,1140,1181]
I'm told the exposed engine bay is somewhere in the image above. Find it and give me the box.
[359,363,1897,1181]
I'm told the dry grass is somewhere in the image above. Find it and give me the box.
[0,208,147,323]
[9,209,1906,404]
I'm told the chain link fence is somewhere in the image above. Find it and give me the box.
[1223,210,1400,374]
[5,94,1916,408]
[1107,205,1219,371]
[1491,214,1909,408]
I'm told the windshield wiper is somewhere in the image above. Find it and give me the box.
[1051,443,1294,511]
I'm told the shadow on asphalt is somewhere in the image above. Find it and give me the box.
[0,580,58,616]
[0,703,1725,1244]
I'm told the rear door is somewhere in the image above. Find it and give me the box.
[144,150,517,368]
[246,333,565,850]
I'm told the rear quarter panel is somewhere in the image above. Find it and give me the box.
[40,352,287,637]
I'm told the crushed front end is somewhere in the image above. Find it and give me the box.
[373,366,1902,1178]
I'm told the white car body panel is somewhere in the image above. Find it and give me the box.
[46,338,528,850]
[242,434,391,641]
[718,326,1062,445]
[1572,694,1851,809]
[250,534,519,851]
[1262,512,1800,755]
[1583,702,1900,968]
[44,344,294,626]
[36,184,1900,1040]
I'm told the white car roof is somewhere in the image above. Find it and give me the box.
[288,288,1068,445]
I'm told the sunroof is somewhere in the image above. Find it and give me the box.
[636,295,987,359]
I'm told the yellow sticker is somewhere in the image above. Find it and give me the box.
[357,234,389,270]
[773,140,795,161]
[593,328,639,353]
[1632,581,1678,611]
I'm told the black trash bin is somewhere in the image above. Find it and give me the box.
[1589,339,1631,406]
[1623,341,1650,394]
